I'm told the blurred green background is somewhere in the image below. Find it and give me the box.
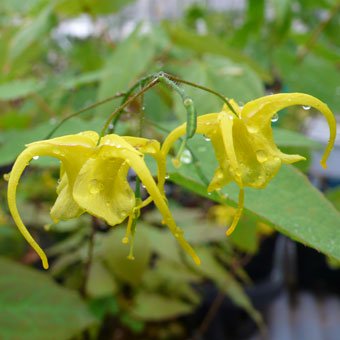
[0,0,339,339]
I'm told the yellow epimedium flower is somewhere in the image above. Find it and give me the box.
[161,93,336,235]
[7,131,200,269]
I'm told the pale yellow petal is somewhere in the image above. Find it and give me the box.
[73,145,135,226]
[241,93,336,168]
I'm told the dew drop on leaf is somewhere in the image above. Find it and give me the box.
[256,150,268,163]
[180,149,192,164]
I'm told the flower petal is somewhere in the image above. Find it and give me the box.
[123,149,201,265]
[7,131,99,269]
[50,168,84,222]
[241,93,336,168]
[73,145,135,226]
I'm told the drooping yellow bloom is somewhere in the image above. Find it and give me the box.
[7,131,200,269]
[162,93,337,235]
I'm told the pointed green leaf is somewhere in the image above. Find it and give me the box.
[0,79,43,101]
[131,292,194,321]
[168,137,340,261]
[0,257,95,340]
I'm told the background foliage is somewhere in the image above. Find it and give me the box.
[0,0,339,338]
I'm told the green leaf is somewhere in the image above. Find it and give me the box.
[274,51,340,112]
[0,79,43,101]
[86,261,117,298]
[168,55,264,120]
[169,149,340,261]
[55,0,134,17]
[271,0,292,26]
[325,187,340,211]
[0,117,105,166]
[62,70,104,89]
[165,24,272,82]
[89,296,119,320]
[97,31,158,116]
[273,128,322,148]
[144,206,226,244]
[0,225,26,259]
[131,292,194,321]
[0,257,95,340]
[100,227,151,287]
[8,4,54,61]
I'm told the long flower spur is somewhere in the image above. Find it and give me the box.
[7,131,200,269]
[161,93,336,235]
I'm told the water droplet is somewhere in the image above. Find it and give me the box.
[184,98,193,107]
[108,123,114,130]
[33,156,40,160]
[234,168,242,177]
[207,192,212,196]
[119,211,127,219]
[165,174,170,179]
[89,179,104,194]
[3,173,10,181]
[122,237,129,244]
[142,184,146,189]
[49,117,57,125]
[256,150,268,163]
[271,113,279,123]
[203,135,211,142]
[180,149,192,164]
[302,105,311,110]
[246,125,259,134]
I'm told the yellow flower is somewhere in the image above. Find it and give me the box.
[162,93,336,235]
[7,131,200,269]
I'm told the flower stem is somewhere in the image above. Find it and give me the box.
[45,92,125,139]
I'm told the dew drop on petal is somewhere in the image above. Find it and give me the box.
[119,211,127,219]
[33,156,40,160]
[203,135,211,142]
[165,174,170,179]
[89,179,104,194]
[256,150,268,163]
[180,149,192,164]
[271,113,279,123]
[246,125,259,133]
[302,105,311,110]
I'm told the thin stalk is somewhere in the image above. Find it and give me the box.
[100,78,159,138]
[45,92,125,139]
[109,74,156,133]
[80,219,96,298]
[165,73,238,117]
[297,2,340,62]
